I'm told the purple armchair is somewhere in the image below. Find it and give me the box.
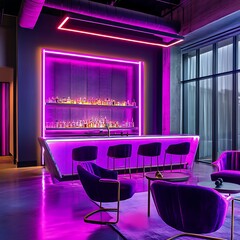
[211,151,240,184]
[151,181,230,239]
[77,162,136,224]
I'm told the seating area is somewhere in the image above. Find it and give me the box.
[33,139,240,238]
[2,159,240,240]
[151,181,231,240]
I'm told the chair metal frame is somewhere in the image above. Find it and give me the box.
[84,178,121,224]
[137,142,161,176]
[163,142,190,172]
[107,144,132,177]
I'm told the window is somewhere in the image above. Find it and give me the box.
[217,75,232,155]
[183,82,196,134]
[183,51,196,81]
[217,38,233,73]
[199,78,212,159]
[182,36,240,162]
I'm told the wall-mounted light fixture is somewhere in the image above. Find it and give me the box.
[58,15,184,48]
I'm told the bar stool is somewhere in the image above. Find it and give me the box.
[163,142,190,172]
[137,142,161,176]
[107,144,132,177]
[72,146,98,176]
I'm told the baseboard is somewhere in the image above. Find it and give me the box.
[17,161,38,167]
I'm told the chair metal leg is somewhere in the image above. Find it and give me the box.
[124,158,127,175]
[72,159,74,176]
[136,155,139,173]
[84,180,120,224]
[128,157,131,178]
[143,156,145,177]
[163,152,166,172]
[167,232,225,240]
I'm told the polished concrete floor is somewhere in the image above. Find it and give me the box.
[0,160,213,240]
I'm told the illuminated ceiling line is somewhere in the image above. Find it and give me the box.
[58,16,184,48]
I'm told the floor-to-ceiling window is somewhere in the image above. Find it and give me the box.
[183,51,196,134]
[182,34,240,162]
[237,35,240,149]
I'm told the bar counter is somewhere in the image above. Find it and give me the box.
[45,135,199,176]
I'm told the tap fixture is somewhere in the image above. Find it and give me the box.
[106,124,110,137]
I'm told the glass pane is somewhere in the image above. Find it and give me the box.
[238,35,240,69]
[217,38,233,73]
[199,78,212,160]
[183,82,196,134]
[217,75,232,157]
[183,51,196,81]
[200,45,213,77]
[238,73,240,148]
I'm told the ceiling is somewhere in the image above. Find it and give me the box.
[1,0,181,18]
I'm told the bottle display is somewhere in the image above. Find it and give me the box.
[43,50,140,137]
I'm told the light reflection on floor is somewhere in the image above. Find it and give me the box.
[0,161,213,240]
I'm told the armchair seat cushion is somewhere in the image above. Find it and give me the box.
[211,170,240,184]
[119,179,136,200]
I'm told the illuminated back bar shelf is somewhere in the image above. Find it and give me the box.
[42,49,143,137]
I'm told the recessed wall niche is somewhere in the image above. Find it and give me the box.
[42,49,143,137]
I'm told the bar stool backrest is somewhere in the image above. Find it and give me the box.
[137,142,161,157]
[165,142,190,156]
[107,144,132,159]
[72,146,98,162]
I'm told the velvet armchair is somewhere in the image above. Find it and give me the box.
[151,180,230,239]
[77,162,136,224]
[211,151,240,184]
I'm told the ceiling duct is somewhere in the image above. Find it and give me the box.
[19,0,183,45]
[44,0,181,34]
[19,0,45,29]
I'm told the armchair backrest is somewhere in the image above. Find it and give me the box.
[213,151,240,171]
[77,162,120,202]
[151,181,229,234]
[77,163,102,201]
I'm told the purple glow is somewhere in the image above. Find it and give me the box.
[43,49,142,65]
[46,135,199,175]
[162,48,170,134]
[42,49,143,139]
[57,17,183,48]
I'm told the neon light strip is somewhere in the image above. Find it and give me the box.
[58,17,183,48]
[46,135,199,143]
[138,62,142,136]
[44,49,141,65]
[42,49,143,139]
[42,49,46,139]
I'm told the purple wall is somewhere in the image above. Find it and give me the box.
[17,13,164,166]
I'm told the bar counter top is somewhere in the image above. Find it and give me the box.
[44,134,199,176]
